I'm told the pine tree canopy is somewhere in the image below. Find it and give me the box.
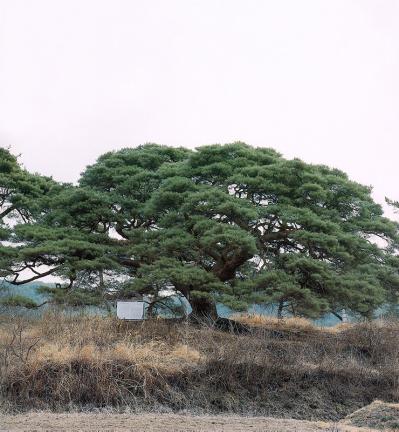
[1,143,398,319]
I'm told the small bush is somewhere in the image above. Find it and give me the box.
[0,295,39,309]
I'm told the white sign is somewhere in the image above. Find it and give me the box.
[117,301,145,320]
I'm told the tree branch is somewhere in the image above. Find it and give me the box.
[115,255,141,269]
[8,266,62,285]
[0,205,16,220]
[331,311,343,321]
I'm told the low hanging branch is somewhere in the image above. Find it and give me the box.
[8,266,62,285]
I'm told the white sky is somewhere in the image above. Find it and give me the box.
[1,0,398,216]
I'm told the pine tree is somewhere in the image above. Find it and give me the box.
[2,144,398,319]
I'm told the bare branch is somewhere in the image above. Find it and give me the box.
[7,266,62,285]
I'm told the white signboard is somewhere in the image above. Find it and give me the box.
[117,301,145,320]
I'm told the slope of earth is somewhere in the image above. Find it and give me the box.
[1,315,398,420]
[341,401,399,430]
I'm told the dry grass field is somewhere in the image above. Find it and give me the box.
[0,312,398,426]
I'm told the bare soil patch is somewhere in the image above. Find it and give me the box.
[0,412,377,432]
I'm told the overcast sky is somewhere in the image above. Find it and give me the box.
[0,0,398,216]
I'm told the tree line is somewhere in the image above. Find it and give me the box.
[1,143,398,319]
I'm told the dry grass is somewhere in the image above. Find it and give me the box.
[0,312,398,421]
[342,400,399,430]
[28,340,201,373]
[232,313,363,335]
[232,313,320,332]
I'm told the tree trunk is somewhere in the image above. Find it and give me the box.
[98,269,105,293]
[189,296,218,322]
[277,299,284,319]
[188,295,251,334]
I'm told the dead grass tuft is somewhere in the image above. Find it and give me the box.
[172,344,202,363]
[232,313,319,332]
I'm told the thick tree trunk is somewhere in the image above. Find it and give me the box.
[189,296,218,322]
[188,295,250,334]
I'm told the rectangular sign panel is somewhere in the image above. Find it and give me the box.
[117,301,145,320]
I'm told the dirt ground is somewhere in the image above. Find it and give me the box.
[0,412,380,432]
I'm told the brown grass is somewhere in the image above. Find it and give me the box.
[342,400,399,430]
[232,313,320,332]
[231,313,360,335]
[0,312,398,421]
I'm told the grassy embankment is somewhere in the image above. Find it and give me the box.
[0,313,398,421]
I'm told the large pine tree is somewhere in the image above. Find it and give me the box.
[2,144,399,318]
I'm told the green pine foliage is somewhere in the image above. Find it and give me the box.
[0,294,40,309]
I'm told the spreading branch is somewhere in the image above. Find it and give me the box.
[8,266,62,285]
